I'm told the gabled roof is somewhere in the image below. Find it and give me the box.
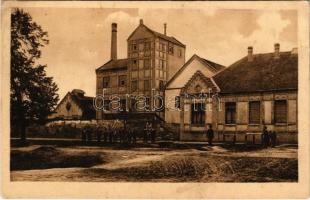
[70,93,95,119]
[127,23,186,47]
[181,70,219,94]
[213,50,298,94]
[52,90,96,119]
[96,58,128,73]
[166,54,225,88]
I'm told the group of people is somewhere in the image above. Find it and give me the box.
[81,124,136,144]
[81,121,158,144]
[262,126,277,148]
[205,124,278,147]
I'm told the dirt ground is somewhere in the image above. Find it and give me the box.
[10,144,298,182]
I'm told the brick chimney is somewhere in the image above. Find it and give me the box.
[164,23,167,35]
[248,46,253,62]
[274,43,280,59]
[111,23,117,60]
[140,19,143,25]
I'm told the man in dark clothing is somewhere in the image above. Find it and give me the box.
[206,124,214,146]
[270,131,277,147]
[262,126,269,148]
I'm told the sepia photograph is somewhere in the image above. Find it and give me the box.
[1,1,309,198]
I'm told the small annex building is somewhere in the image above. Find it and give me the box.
[49,89,96,120]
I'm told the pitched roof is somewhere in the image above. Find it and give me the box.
[128,23,186,47]
[213,51,298,94]
[70,92,96,119]
[166,54,225,88]
[96,58,128,73]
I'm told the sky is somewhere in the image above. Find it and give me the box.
[23,7,297,101]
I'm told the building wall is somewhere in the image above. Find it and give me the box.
[166,44,185,81]
[96,69,128,119]
[49,94,83,119]
[178,91,298,143]
[165,88,181,123]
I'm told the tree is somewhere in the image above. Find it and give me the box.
[11,9,59,142]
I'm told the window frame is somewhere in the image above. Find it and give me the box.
[191,102,206,126]
[118,75,127,87]
[102,77,110,88]
[131,80,138,92]
[274,100,288,124]
[132,59,138,70]
[144,80,150,91]
[144,59,151,69]
[249,101,261,125]
[175,96,181,109]
[225,102,236,124]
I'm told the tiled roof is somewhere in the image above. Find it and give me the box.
[70,93,96,119]
[96,58,128,72]
[213,51,298,94]
[149,27,186,47]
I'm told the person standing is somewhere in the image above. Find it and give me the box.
[262,126,268,148]
[206,124,214,146]
[270,131,277,147]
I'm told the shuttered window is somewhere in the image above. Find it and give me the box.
[175,96,180,109]
[249,101,260,124]
[274,100,287,123]
[225,102,236,124]
[191,103,205,126]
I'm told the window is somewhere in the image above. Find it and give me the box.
[132,43,137,51]
[178,49,182,57]
[249,101,260,124]
[168,44,174,54]
[159,80,164,90]
[144,59,151,69]
[131,98,137,111]
[274,100,287,123]
[175,96,180,109]
[145,97,151,110]
[191,103,205,125]
[103,99,110,111]
[225,102,236,124]
[144,42,151,50]
[159,43,166,52]
[131,80,138,92]
[144,80,150,91]
[139,43,144,51]
[120,99,127,111]
[159,60,165,70]
[118,75,127,87]
[132,60,138,70]
[103,77,110,88]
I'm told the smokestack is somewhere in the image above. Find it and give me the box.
[248,46,253,62]
[274,43,280,59]
[111,23,117,60]
[164,23,167,35]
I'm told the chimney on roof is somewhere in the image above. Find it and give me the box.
[274,43,280,59]
[111,23,117,60]
[291,47,298,55]
[140,19,143,25]
[247,46,253,62]
[164,23,167,35]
